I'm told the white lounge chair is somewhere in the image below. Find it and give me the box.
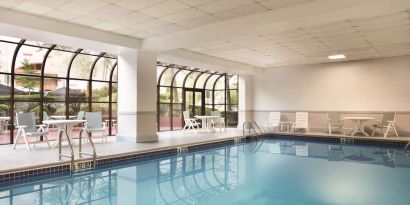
[13,112,50,150]
[371,112,399,138]
[84,112,108,143]
[327,112,344,134]
[182,111,200,134]
[211,111,225,132]
[267,112,281,132]
[293,112,309,133]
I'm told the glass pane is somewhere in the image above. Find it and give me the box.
[111,66,118,82]
[185,91,193,113]
[159,104,171,131]
[0,41,17,73]
[229,75,238,89]
[205,90,212,104]
[172,88,182,103]
[174,69,190,87]
[214,90,225,104]
[44,78,66,101]
[214,104,225,113]
[159,68,175,86]
[92,103,109,121]
[14,76,40,101]
[14,45,46,76]
[205,104,212,115]
[227,90,238,105]
[0,102,11,144]
[14,101,40,121]
[69,102,88,115]
[194,91,202,115]
[44,49,71,77]
[112,83,118,102]
[157,66,166,82]
[92,82,109,102]
[70,53,95,79]
[185,72,200,88]
[0,35,20,43]
[214,76,225,90]
[0,74,12,100]
[205,75,220,89]
[111,103,117,135]
[92,57,116,81]
[69,80,88,102]
[172,104,182,129]
[43,102,66,141]
[195,73,210,89]
[226,105,238,126]
[159,87,171,103]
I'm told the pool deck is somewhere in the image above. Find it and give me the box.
[0,128,409,174]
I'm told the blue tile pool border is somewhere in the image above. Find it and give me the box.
[1,133,408,185]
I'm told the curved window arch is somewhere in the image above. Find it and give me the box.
[0,35,118,144]
[157,62,238,131]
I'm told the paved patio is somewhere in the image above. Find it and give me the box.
[0,128,409,174]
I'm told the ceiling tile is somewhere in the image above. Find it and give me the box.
[178,15,221,28]
[260,0,313,10]
[69,16,101,27]
[177,0,218,6]
[148,24,186,35]
[14,1,53,15]
[115,0,166,10]
[107,12,154,27]
[93,23,124,31]
[213,3,267,20]
[29,0,72,8]
[197,0,254,13]
[128,31,157,39]
[113,27,140,35]
[128,19,170,30]
[60,0,109,15]
[160,8,207,23]
[44,9,79,21]
[83,5,133,21]
[0,0,25,9]
[139,0,190,17]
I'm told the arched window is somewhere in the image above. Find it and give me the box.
[156,62,238,131]
[0,35,118,144]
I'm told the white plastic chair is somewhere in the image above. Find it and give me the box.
[182,111,200,134]
[84,112,108,143]
[13,112,50,150]
[267,112,281,132]
[327,112,344,134]
[371,112,398,138]
[211,111,225,132]
[293,112,309,133]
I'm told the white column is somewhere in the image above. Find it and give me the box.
[117,49,158,142]
[237,74,254,128]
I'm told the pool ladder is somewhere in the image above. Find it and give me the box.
[405,141,410,149]
[243,121,264,135]
[78,129,97,170]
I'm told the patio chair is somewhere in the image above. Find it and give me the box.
[12,112,50,150]
[292,112,309,133]
[182,111,200,134]
[327,112,344,134]
[266,112,281,132]
[210,111,225,132]
[84,112,108,143]
[371,112,399,138]
[74,111,85,128]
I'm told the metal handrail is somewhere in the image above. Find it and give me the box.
[78,128,97,168]
[58,128,75,171]
[242,121,264,135]
[405,141,410,149]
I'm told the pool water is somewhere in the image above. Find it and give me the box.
[1,139,410,205]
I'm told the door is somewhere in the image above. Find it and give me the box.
[184,88,205,118]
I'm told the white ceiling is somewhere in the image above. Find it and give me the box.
[0,0,409,68]
[186,11,410,67]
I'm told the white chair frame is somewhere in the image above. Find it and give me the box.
[292,112,309,133]
[84,112,108,143]
[182,111,200,134]
[13,112,50,151]
[371,112,399,138]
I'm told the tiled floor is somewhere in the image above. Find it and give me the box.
[0,128,409,174]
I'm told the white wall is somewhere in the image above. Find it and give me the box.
[251,56,410,135]
[253,56,410,111]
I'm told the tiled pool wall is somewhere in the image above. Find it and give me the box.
[1,133,409,186]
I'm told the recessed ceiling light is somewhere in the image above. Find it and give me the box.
[328,54,346,60]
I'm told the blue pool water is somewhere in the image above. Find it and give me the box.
[1,139,410,205]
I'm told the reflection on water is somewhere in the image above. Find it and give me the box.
[1,139,410,205]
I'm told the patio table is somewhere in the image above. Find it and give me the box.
[50,115,76,120]
[342,117,375,136]
[194,115,221,133]
[43,120,85,147]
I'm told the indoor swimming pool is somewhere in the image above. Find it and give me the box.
[1,138,410,205]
